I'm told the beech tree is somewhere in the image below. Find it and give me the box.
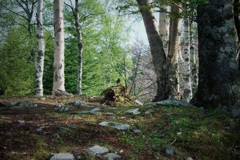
[36,0,45,96]
[137,0,182,101]
[158,0,169,53]
[192,0,240,107]
[53,0,67,95]
[65,0,83,95]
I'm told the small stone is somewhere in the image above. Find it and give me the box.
[113,124,130,130]
[133,129,141,134]
[50,153,74,160]
[73,100,85,107]
[145,109,154,114]
[87,145,109,156]
[225,126,231,131]
[103,153,121,160]
[165,146,174,156]
[186,157,193,160]
[81,103,94,108]
[40,97,46,101]
[10,101,19,106]
[36,128,42,132]
[17,120,25,125]
[90,108,101,114]
[68,125,76,129]
[99,121,109,127]
[126,108,141,115]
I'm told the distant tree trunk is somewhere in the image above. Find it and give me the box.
[158,1,169,53]
[36,0,45,96]
[180,16,192,102]
[74,0,83,95]
[137,0,174,101]
[192,0,240,108]
[167,4,181,99]
[65,0,83,95]
[53,0,66,93]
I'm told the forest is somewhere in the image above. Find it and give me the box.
[0,0,240,159]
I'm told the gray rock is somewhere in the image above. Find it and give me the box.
[133,129,141,133]
[99,121,109,127]
[143,105,154,108]
[50,153,74,160]
[12,106,25,110]
[104,153,121,160]
[58,105,70,112]
[73,100,85,106]
[90,108,101,114]
[113,124,130,130]
[17,120,25,125]
[186,157,193,160]
[10,101,20,106]
[40,97,46,101]
[165,146,174,156]
[36,128,43,132]
[99,121,130,130]
[87,145,109,156]
[154,99,194,107]
[145,109,154,114]
[68,125,76,129]
[81,103,94,108]
[126,108,141,115]
[20,101,37,108]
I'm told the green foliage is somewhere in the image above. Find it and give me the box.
[43,31,54,95]
[0,27,35,95]
[63,0,132,95]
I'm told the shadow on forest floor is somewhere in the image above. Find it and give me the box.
[0,95,240,160]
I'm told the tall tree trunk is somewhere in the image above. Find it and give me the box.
[190,23,198,95]
[167,4,181,99]
[137,0,170,101]
[53,0,66,93]
[36,0,45,96]
[158,1,169,53]
[192,0,240,108]
[74,0,83,95]
[180,16,192,102]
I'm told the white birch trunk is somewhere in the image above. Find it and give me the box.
[158,2,169,54]
[36,0,44,96]
[180,17,192,102]
[53,0,65,92]
[190,25,198,95]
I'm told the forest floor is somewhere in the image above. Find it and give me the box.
[0,95,240,160]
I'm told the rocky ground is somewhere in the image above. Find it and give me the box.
[0,95,240,160]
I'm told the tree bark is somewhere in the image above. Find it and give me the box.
[74,0,83,95]
[192,0,240,108]
[167,4,181,99]
[137,0,171,101]
[36,0,45,96]
[53,0,66,93]
[158,1,169,54]
[180,16,192,102]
